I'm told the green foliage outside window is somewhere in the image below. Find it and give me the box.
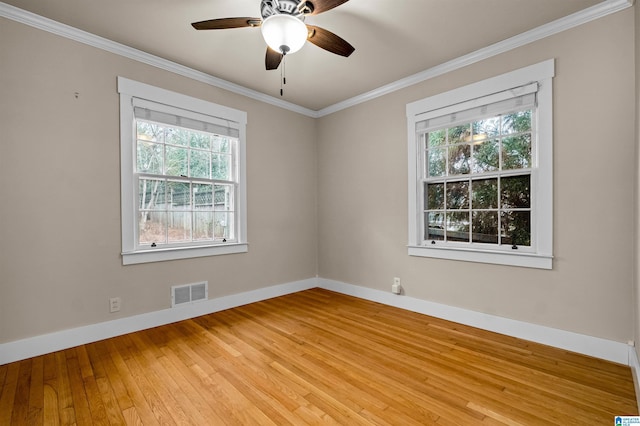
[424,109,532,247]
[135,120,236,246]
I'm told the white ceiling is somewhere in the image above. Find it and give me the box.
[2,0,608,111]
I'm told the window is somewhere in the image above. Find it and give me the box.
[118,77,247,265]
[406,60,554,269]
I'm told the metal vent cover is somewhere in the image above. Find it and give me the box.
[171,281,208,307]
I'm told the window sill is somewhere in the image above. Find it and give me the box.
[408,245,552,269]
[122,243,248,265]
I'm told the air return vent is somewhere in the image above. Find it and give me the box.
[171,281,208,307]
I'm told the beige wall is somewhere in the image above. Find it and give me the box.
[0,18,318,343]
[1,7,637,347]
[317,9,636,342]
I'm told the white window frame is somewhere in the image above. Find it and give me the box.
[406,59,554,269]
[118,77,248,265]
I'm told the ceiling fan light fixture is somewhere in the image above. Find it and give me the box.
[261,14,308,54]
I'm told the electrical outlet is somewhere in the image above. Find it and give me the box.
[109,297,121,313]
[392,277,402,295]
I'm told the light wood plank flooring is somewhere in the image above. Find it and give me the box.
[1,288,637,425]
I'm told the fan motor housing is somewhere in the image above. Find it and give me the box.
[261,0,310,19]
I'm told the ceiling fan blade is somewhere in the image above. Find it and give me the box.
[191,17,261,30]
[306,25,355,57]
[265,47,283,70]
[306,0,350,15]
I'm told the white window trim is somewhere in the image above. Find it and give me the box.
[118,77,248,265]
[406,59,554,269]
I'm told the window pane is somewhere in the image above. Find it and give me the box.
[137,121,164,143]
[501,175,530,208]
[214,184,233,210]
[137,141,164,174]
[193,183,213,209]
[446,212,470,242]
[190,132,211,149]
[139,179,165,210]
[427,148,446,177]
[448,125,470,145]
[425,183,444,210]
[473,117,500,140]
[501,211,531,246]
[426,212,445,241]
[502,134,531,170]
[165,128,189,146]
[212,154,232,180]
[428,129,446,147]
[472,211,499,244]
[190,150,211,179]
[446,181,469,209]
[139,211,167,244]
[168,212,191,243]
[193,211,213,240]
[212,136,231,153]
[502,110,531,134]
[472,139,499,173]
[168,181,190,209]
[165,146,188,176]
[214,212,231,239]
[472,178,498,209]
[448,144,471,175]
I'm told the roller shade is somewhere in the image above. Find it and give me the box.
[416,82,538,133]
[133,98,240,138]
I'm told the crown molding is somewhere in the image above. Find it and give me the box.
[0,2,319,118]
[0,0,633,118]
[316,0,633,117]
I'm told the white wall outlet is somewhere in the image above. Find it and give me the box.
[392,277,402,295]
[109,297,121,313]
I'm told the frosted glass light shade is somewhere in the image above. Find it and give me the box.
[261,14,308,54]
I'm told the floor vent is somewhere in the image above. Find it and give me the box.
[171,281,208,307]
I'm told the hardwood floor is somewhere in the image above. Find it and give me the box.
[1,288,637,425]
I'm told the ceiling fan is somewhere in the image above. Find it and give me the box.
[191,0,355,71]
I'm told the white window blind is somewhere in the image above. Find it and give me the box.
[133,98,240,139]
[416,82,538,133]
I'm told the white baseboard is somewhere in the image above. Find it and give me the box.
[1,277,633,370]
[0,278,318,365]
[318,278,632,366]
[628,346,640,412]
